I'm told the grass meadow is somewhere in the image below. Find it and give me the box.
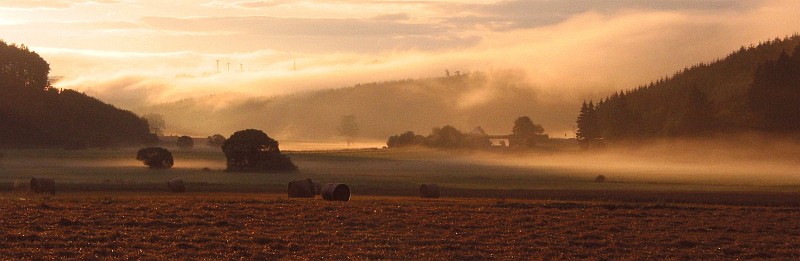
[2,146,800,206]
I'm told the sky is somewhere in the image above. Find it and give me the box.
[1,0,800,137]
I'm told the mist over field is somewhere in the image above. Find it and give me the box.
[462,134,800,187]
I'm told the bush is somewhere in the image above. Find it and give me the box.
[386,131,425,148]
[176,136,194,150]
[136,147,174,169]
[222,129,298,173]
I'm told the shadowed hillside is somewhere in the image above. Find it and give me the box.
[0,40,155,148]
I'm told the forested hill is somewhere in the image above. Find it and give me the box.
[0,40,155,148]
[576,34,800,141]
[144,72,556,140]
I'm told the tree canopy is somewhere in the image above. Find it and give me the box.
[511,116,547,147]
[386,131,426,148]
[222,129,298,173]
[136,147,174,169]
[0,40,49,92]
[176,136,194,150]
[749,44,800,132]
[576,101,600,141]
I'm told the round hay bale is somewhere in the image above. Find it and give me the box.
[288,179,315,198]
[419,183,440,198]
[594,175,606,183]
[167,178,186,193]
[321,183,350,201]
[30,178,55,195]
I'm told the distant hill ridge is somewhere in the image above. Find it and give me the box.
[145,72,553,140]
[576,34,800,141]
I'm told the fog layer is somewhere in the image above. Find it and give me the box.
[468,134,800,188]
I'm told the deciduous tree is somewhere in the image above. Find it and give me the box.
[222,129,298,173]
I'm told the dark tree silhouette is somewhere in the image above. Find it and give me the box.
[604,93,639,139]
[511,116,547,147]
[576,101,602,148]
[176,136,194,150]
[669,87,717,136]
[136,147,174,169]
[749,45,800,132]
[387,131,426,148]
[222,129,298,173]
[576,101,595,139]
[387,126,490,149]
[0,41,50,92]
[464,126,492,148]
[207,134,226,147]
[426,125,464,148]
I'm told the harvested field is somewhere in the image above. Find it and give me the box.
[1,194,799,259]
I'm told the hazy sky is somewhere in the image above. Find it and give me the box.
[1,0,800,136]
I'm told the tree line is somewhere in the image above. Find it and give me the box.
[137,129,297,173]
[576,34,800,146]
[387,116,548,149]
[0,39,156,148]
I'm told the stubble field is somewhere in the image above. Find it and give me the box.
[1,194,799,259]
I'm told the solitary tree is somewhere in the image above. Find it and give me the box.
[511,116,546,147]
[176,135,194,150]
[337,114,359,146]
[222,129,298,173]
[136,147,174,169]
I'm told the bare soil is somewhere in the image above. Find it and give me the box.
[1,193,799,260]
